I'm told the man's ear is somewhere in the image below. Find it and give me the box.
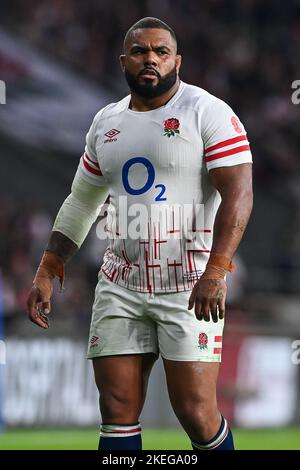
[119,54,126,73]
[175,54,182,74]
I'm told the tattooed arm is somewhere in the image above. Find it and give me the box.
[46,231,78,262]
[188,163,253,322]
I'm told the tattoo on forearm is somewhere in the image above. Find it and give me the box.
[207,279,223,288]
[46,231,78,263]
[233,218,247,234]
[212,192,252,258]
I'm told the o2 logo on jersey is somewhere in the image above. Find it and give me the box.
[122,157,167,201]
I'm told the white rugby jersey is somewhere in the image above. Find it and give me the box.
[78,81,252,293]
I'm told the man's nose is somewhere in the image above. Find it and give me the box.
[144,50,158,66]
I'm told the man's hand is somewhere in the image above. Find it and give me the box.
[27,281,53,329]
[188,278,227,322]
[26,250,65,329]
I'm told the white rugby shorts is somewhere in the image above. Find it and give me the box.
[87,274,224,362]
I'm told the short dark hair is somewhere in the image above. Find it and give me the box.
[124,17,177,51]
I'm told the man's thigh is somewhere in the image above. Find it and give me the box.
[93,353,158,395]
[163,359,220,405]
[93,353,157,422]
[163,360,220,440]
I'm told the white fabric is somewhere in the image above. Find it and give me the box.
[87,273,224,362]
[77,80,252,292]
[53,169,108,247]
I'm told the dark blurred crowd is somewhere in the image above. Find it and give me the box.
[1,0,300,325]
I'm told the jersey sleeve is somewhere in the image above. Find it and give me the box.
[202,98,253,171]
[77,115,107,187]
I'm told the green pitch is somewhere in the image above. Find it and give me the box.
[1,428,300,450]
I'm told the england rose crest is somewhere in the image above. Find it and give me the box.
[163,118,180,138]
[198,332,208,350]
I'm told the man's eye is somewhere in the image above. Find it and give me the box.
[158,51,168,55]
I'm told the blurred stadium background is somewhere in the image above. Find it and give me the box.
[1,0,300,450]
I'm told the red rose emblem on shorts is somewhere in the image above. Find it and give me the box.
[198,332,208,350]
[163,118,180,137]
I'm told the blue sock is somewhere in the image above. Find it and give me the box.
[191,416,234,450]
[98,423,142,450]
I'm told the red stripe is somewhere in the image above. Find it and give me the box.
[214,336,222,342]
[205,144,250,162]
[205,135,247,154]
[102,267,116,282]
[82,156,102,175]
[187,251,193,273]
[214,347,222,354]
[145,250,152,293]
[111,427,141,434]
[84,151,100,168]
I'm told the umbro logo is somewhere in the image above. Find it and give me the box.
[90,335,100,348]
[104,128,120,143]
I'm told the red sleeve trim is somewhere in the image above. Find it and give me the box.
[205,135,247,154]
[84,151,100,168]
[82,156,103,176]
[205,144,250,162]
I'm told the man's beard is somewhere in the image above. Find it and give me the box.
[125,66,177,99]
